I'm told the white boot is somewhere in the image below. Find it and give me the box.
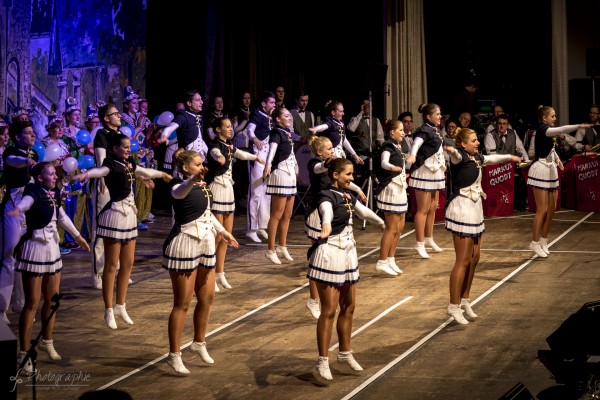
[114,303,134,325]
[216,272,232,289]
[414,242,430,259]
[424,237,443,252]
[447,303,469,325]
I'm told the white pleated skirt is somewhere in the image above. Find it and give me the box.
[307,227,359,286]
[376,183,408,214]
[527,160,559,190]
[210,180,235,214]
[445,196,485,237]
[408,165,446,191]
[97,194,138,242]
[163,222,217,272]
[266,168,297,197]
[304,208,321,240]
[15,229,62,276]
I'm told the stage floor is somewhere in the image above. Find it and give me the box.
[5,208,600,400]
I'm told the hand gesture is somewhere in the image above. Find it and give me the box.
[354,154,364,165]
[252,137,263,150]
[221,230,239,248]
[319,223,332,239]
[406,154,416,164]
[356,189,367,203]
[161,172,173,182]
[142,178,155,189]
[75,235,91,252]
[255,156,266,165]
[262,164,271,179]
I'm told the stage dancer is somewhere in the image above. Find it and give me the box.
[304,136,366,319]
[206,117,263,291]
[527,105,591,258]
[9,162,90,373]
[72,134,172,329]
[375,119,408,276]
[263,107,298,265]
[307,158,384,381]
[444,128,521,324]
[163,148,238,375]
[406,103,446,259]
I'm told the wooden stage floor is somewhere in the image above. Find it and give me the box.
[5,207,600,400]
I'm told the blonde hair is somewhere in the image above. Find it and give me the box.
[307,135,331,155]
[454,127,477,146]
[537,105,554,122]
[172,148,201,176]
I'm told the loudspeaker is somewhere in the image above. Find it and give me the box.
[0,321,17,400]
[497,382,535,400]
[587,48,600,77]
[546,300,600,359]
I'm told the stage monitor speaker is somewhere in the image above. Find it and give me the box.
[497,382,534,400]
[587,48,600,77]
[0,321,17,400]
[546,300,600,359]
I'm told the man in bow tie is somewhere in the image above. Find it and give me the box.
[484,114,528,161]
[484,114,530,211]
[347,99,384,188]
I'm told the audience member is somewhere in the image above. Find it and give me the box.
[574,104,600,152]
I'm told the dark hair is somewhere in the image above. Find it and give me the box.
[327,158,352,179]
[270,107,287,121]
[259,91,275,104]
[99,102,118,123]
[295,89,309,100]
[182,90,201,109]
[8,120,33,142]
[384,118,402,137]
[327,101,342,116]
[109,133,130,149]
[30,161,54,179]
[420,103,440,120]
[210,117,231,131]
[398,111,413,121]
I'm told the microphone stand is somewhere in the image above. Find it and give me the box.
[18,292,64,400]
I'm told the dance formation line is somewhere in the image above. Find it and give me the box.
[96,212,591,393]
[341,211,594,400]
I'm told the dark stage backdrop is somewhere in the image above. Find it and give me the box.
[423,0,551,126]
[147,0,386,120]
[147,0,552,126]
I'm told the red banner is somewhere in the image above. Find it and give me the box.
[481,162,515,217]
[523,165,562,212]
[563,154,600,212]
[407,187,445,222]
